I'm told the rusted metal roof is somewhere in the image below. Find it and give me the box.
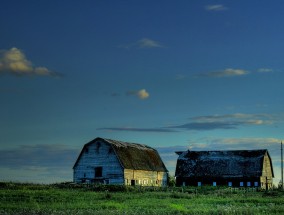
[73,137,168,172]
[175,149,274,178]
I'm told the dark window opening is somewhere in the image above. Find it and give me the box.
[96,142,101,154]
[131,180,135,186]
[95,167,103,177]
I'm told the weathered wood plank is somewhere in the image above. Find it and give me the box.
[124,169,167,186]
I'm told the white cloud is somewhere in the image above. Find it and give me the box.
[191,113,273,124]
[137,89,149,99]
[119,38,164,49]
[0,47,60,77]
[209,137,280,149]
[205,4,228,11]
[138,38,163,48]
[257,68,273,73]
[201,68,249,78]
[127,89,150,100]
[169,113,275,131]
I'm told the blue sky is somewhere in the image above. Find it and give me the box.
[1,0,284,184]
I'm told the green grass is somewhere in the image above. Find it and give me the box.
[0,182,283,214]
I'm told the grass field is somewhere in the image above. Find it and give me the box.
[0,182,283,214]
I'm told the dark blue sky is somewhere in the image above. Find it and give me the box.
[0,0,283,183]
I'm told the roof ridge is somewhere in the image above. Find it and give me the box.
[186,149,267,152]
[102,137,155,150]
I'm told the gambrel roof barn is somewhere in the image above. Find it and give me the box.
[175,149,274,189]
[73,137,168,186]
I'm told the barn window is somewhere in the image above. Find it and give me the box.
[213,182,217,186]
[228,182,232,187]
[247,182,251,187]
[95,167,102,177]
[95,142,101,154]
[240,182,244,187]
[254,182,259,187]
[198,182,202,186]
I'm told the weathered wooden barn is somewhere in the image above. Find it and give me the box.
[175,149,274,189]
[73,137,168,186]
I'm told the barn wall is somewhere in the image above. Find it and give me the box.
[176,177,261,187]
[73,141,124,184]
[124,169,168,186]
[260,152,273,189]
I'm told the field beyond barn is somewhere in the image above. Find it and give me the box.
[0,182,283,215]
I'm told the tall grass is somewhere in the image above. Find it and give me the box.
[0,182,283,214]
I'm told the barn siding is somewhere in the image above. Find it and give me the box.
[176,177,261,187]
[73,141,124,184]
[260,152,273,189]
[124,169,168,186]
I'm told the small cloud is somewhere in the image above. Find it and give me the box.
[257,68,273,73]
[168,113,274,131]
[127,89,150,100]
[0,47,61,77]
[205,4,228,11]
[119,38,164,49]
[175,74,187,80]
[137,38,163,48]
[137,89,149,99]
[199,68,249,78]
[169,121,238,130]
[97,127,177,133]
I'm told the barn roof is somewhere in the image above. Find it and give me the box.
[73,137,168,172]
[175,149,274,178]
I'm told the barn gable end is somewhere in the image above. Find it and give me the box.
[73,138,124,184]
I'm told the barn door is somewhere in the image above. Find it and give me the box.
[95,167,102,178]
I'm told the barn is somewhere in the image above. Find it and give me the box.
[73,137,168,186]
[175,149,274,189]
